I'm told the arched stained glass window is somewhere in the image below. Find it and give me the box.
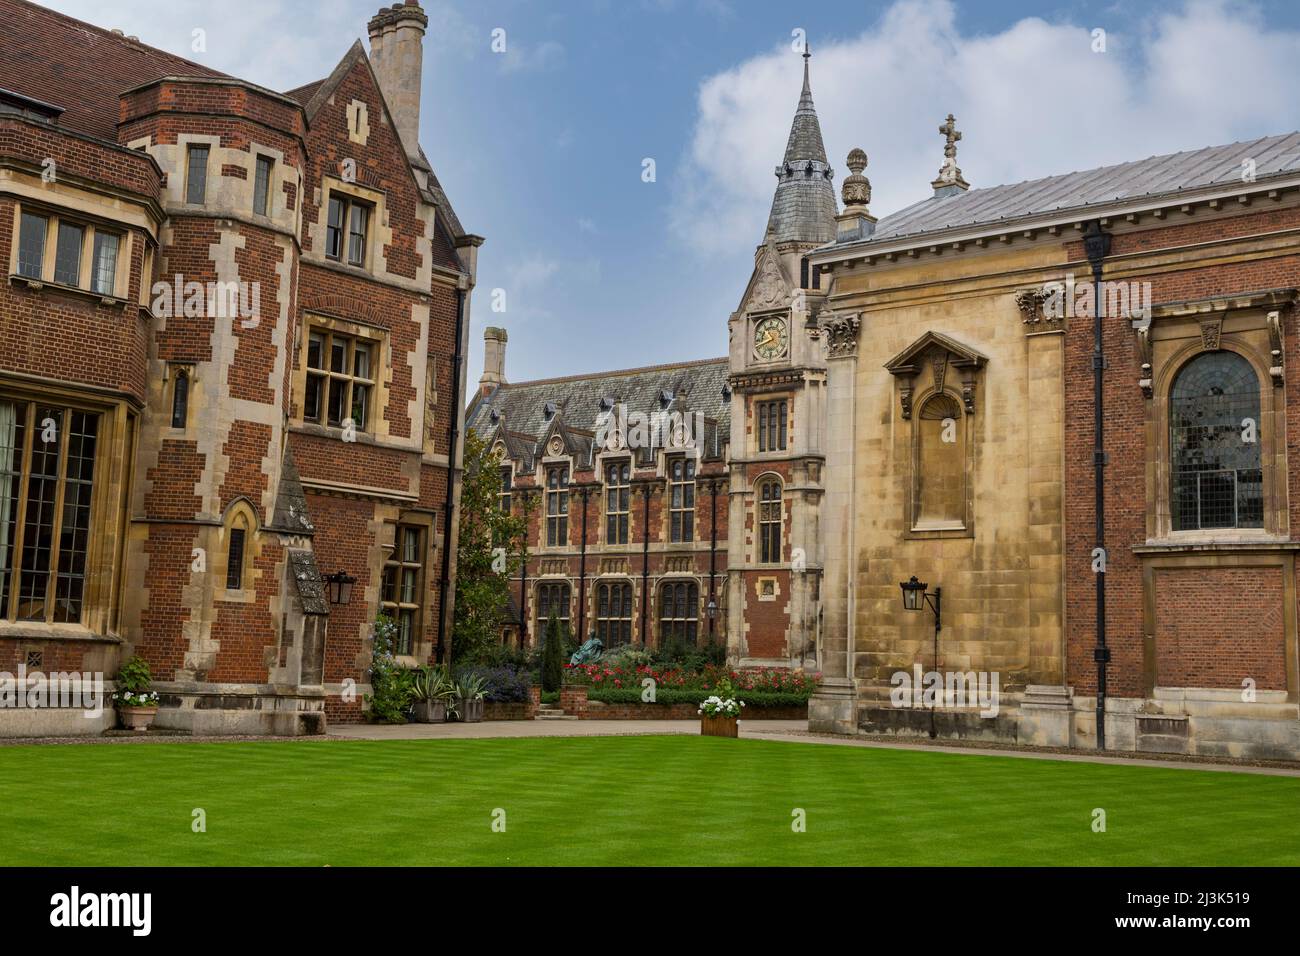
[1170,351,1262,531]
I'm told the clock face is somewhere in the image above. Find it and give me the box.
[754,317,788,360]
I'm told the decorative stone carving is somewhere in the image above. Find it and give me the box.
[1199,316,1223,351]
[885,330,988,419]
[1267,309,1285,386]
[819,312,861,358]
[1133,322,1153,398]
[748,248,787,311]
[841,148,871,208]
[931,352,948,391]
[930,113,970,191]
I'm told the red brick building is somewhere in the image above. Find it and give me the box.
[468,337,731,653]
[0,0,480,735]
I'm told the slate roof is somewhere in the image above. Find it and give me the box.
[287,550,329,616]
[466,357,732,468]
[269,445,315,535]
[846,131,1300,248]
[0,0,229,142]
[765,53,837,246]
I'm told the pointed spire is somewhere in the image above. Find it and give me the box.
[764,42,837,246]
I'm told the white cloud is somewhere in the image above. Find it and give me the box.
[498,38,566,74]
[52,0,477,92]
[671,0,1300,257]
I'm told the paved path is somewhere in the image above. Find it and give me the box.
[328,719,1300,777]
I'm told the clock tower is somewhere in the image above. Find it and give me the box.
[725,46,836,667]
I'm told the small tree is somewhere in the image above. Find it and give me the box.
[542,611,564,693]
[452,431,531,664]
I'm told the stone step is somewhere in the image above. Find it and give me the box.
[536,711,580,720]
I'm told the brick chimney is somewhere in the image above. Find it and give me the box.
[367,2,428,163]
[480,327,508,397]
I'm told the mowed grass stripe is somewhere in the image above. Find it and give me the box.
[1,736,1295,866]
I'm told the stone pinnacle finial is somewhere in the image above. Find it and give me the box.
[931,112,970,195]
[841,148,871,210]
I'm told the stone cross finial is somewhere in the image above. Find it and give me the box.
[931,113,970,193]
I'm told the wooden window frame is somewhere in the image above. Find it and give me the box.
[658,580,699,646]
[595,580,633,647]
[381,524,426,657]
[325,192,373,268]
[545,464,569,548]
[0,399,101,625]
[604,459,630,545]
[11,205,123,297]
[668,456,695,543]
[757,478,783,565]
[304,327,377,433]
[253,155,274,217]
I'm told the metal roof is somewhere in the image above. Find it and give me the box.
[849,131,1300,247]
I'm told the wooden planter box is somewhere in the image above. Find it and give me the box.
[411,699,447,723]
[118,706,159,732]
[701,715,739,738]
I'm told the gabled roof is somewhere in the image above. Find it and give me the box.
[849,131,1300,249]
[0,0,229,142]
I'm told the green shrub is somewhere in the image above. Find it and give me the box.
[366,615,415,723]
[541,612,565,693]
[115,655,153,694]
[586,687,811,708]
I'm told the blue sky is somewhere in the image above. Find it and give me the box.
[55,0,1300,382]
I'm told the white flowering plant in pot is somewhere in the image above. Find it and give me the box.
[698,677,744,718]
[113,655,161,731]
[698,695,743,718]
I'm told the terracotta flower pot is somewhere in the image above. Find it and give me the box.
[118,705,159,732]
[701,714,739,738]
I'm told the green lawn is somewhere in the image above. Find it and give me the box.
[2,735,1296,866]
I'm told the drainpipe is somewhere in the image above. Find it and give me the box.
[708,477,718,645]
[435,286,467,665]
[577,485,590,641]
[519,489,530,648]
[640,482,651,645]
[1083,221,1112,751]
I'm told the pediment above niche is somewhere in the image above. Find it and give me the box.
[742,245,792,314]
[884,330,988,420]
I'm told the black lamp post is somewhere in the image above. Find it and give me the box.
[324,569,356,606]
[899,575,942,738]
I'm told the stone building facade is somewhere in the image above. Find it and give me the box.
[808,118,1300,760]
[0,0,479,735]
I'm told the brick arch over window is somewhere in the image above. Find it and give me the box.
[299,296,390,330]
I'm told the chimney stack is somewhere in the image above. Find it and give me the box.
[367,3,428,163]
[480,327,508,397]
